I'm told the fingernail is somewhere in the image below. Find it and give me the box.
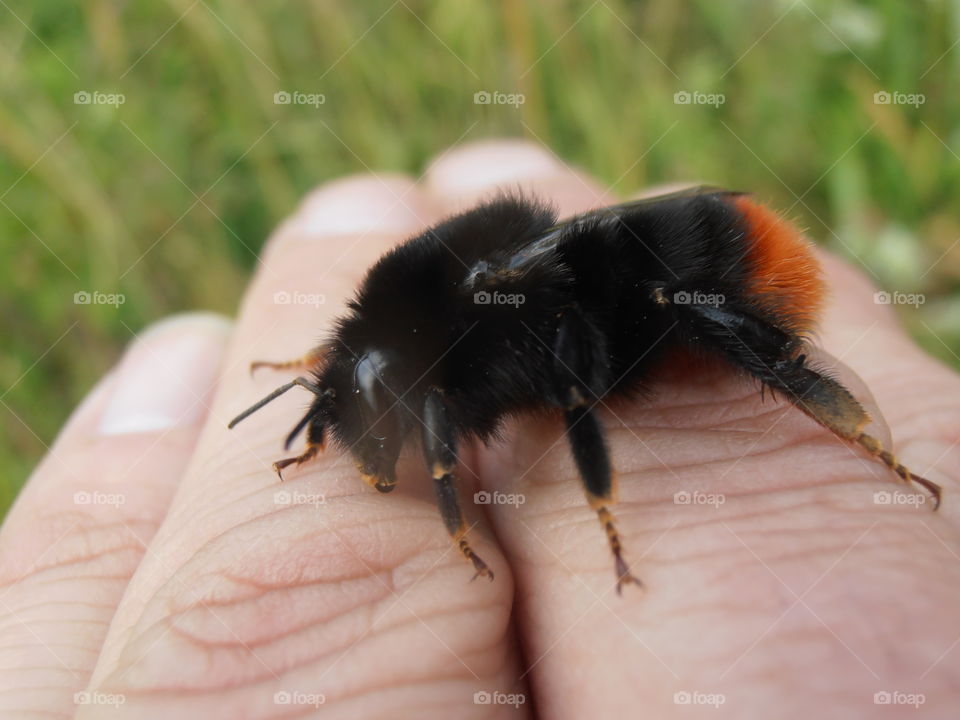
[99,313,232,435]
[295,175,425,238]
[427,140,563,193]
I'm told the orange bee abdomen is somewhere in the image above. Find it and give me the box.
[735,195,825,336]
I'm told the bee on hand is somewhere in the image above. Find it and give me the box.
[230,187,941,594]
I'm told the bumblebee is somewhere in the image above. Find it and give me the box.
[230,187,940,593]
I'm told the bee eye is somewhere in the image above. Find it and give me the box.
[353,350,392,440]
[465,260,489,288]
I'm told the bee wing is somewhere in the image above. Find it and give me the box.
[469,186,743,284]
[556,184,744,229]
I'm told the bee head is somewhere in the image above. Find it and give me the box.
[330,347,405,493]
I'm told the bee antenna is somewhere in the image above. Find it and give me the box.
[283,390,334,450]
[227,376,324,429]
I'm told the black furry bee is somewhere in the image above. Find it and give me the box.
[229,186,941,593]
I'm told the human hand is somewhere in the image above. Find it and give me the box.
[2,141,958,719]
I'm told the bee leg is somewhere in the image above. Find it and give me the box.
[565,404,643,593]
[681,302,941,508]
[422,388,493,581]
[272,420,325,480]
[553,309,642,594]
[774,362,941,509]
[250,344,328,376]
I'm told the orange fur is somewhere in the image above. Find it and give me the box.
[734,195,824,335]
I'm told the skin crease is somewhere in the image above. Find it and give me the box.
[0,141,957,719]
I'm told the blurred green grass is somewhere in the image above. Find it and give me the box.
[2,0,959,516]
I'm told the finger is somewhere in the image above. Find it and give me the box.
[422,151,960,717]
[0,313,230,718]
[85,175,525,718]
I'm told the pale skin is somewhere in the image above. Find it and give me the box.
[1,140,959,719]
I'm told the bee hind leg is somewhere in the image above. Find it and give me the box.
[777,362,942,509]
[680,301,942,509]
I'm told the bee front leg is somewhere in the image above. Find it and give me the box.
[250,344,328,376]
[422,388,493,581]
[272,420,326,480]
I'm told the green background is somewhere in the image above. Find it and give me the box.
[2,0,959,515]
